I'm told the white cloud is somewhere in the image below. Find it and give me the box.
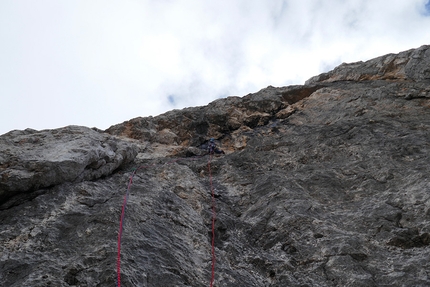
[1,0,430,135]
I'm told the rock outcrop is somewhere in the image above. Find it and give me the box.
[306,44,430,83]
[0,126,138,207]
[1,45,429,287]
[105,84,323,155]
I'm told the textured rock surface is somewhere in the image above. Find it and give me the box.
[306,44,430,84]
[1,45,430,287]
[0,126,138,206]
[105,85,323,153]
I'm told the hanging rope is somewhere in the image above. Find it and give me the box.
[207,154,217,287]
[116,167,138,287]
[115,155,208,287]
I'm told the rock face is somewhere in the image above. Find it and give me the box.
[0,126,138,207]
[305,44,430,83]
[1,45,430,287]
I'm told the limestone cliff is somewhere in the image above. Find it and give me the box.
[1,45,429,287]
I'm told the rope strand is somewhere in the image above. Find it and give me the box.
[208,154,217,287]
[116,168,136,287]
[116,154,209,287]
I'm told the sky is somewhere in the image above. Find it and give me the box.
[1,0,430,135]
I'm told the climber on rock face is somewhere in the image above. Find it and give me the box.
[208,138,225,155]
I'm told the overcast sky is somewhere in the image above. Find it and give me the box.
[1,0,430,135]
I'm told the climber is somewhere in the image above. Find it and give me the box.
[207,138,225,155]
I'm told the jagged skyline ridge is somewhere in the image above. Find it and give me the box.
[1,0,430,135]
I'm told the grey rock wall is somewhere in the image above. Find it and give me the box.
[0,126,138,206]
[1,45,430,286]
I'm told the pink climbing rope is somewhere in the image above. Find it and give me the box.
[116,168,136,287]
[208,154,216,287]
[115,155,206,287]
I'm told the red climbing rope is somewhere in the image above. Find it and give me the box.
[208,154,216,287]
[116,168,136,287]
[116,155,206,287]
[116,191,126,287]
[116,154,218,286]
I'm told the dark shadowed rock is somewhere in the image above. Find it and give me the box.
[105,84,325,153]
[1,45,430,287]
